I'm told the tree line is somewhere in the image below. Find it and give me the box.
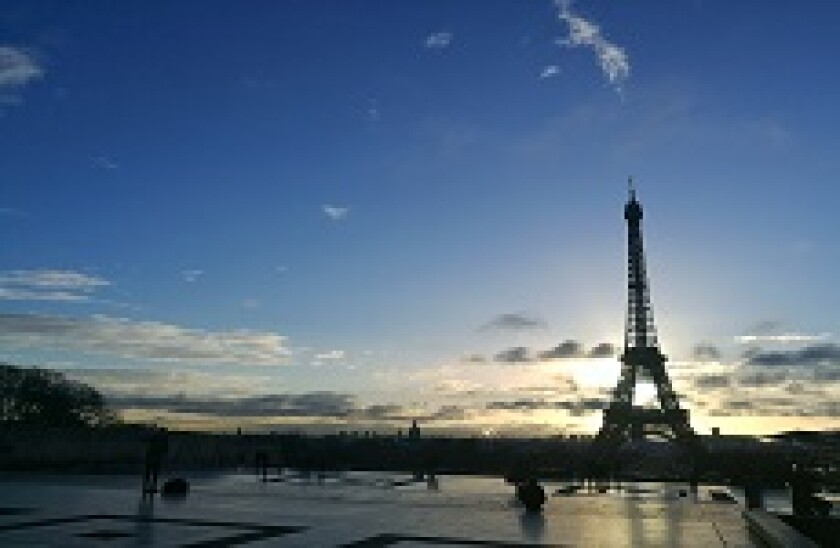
[0,363,114,427]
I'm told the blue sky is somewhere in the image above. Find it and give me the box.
[1,0,839,435]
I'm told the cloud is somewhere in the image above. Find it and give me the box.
[429,404,468,421]
[322,204,349,221]
[0,269,108,289]
[367,99,380,122]
[538,340,583,360]
[708,395,840,418]
[0,288,91,302]
[0,312,292,366]
[425,31,453,49]
[693,374,731,389]
[813,367,840,382]
[0,269,109,303]
[494,346,530,363]
[588,342,617,358]
[460,353,486,364]
[91,155,118,170]
[736,370,788,387]
[63,368,273,399]
[745,343,840,367]
[736,333,830,344]
[181,269,203,283]
[492,341,616,364]
[106,391,466,423]
[112,391,355,418]
[480,312,546,332]
[693,343,721,361]
[539,65,560,79]
[554,0,629,94]
[0,46,43,105]
[736,320,829,344]
[315,350,344,360]
[486,396,606,416]
[538,340,616,360]
[750,320,781,334]
[0,207,27,218]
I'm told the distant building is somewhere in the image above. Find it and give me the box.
[408,420,420,440]
[712,427,721,437]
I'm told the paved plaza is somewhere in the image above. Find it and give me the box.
[0,473,756,546]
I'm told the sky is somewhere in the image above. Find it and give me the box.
[1,0,839,436]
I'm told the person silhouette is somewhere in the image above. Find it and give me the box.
[255,450,269,482]
[516,478,547,513]
[143,427,169,494]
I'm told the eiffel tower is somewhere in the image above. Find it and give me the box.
[590,179,704,476]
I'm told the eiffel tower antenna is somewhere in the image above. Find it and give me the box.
[589,180,705,478]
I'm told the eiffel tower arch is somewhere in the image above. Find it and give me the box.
[589,180,705,478]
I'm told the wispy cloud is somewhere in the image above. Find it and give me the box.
[0,269,107,289]
[63,368,274,399]
[181,269,203,283]
[0,288,90,302]
[91,155,118,170]
[588,342,617,358]
[0,312,292,366]
[367,98,380,122]
[480,312,546,332]
[736,333,830,344]
[693,343,722,361]
[492,340,617,363]
[311,349,346,366]
[322,204,349,221]
[538,340,617,360]
[693,374,731,389]
[745,343,840,368]
[486,396,606,416]
[494,346,530,363]
[554,0,629,94]
[538,340,583,360]
[539,65,560,79]
[0,206,27,218]
[425,31,453,49]
[0,46,43,106]
[0,269,109,303]
[314,349,345,361]
[105,391,466,424]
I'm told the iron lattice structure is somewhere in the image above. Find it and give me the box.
[590,180,704,474]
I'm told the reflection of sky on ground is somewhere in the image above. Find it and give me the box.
[3,470,791,510]
[0,471,760,546]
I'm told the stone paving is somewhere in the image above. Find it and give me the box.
[0,473,756,546]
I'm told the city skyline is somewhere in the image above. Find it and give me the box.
[1,0,839,436]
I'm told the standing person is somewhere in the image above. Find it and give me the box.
[255,450,269,482]
[143,427,169,494]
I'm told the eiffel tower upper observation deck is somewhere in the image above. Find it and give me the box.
[591,179,704,475]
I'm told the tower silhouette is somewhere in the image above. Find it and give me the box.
[590,179,703,475]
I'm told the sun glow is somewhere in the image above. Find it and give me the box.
[633,381,659,406]
[558,358,622,388]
